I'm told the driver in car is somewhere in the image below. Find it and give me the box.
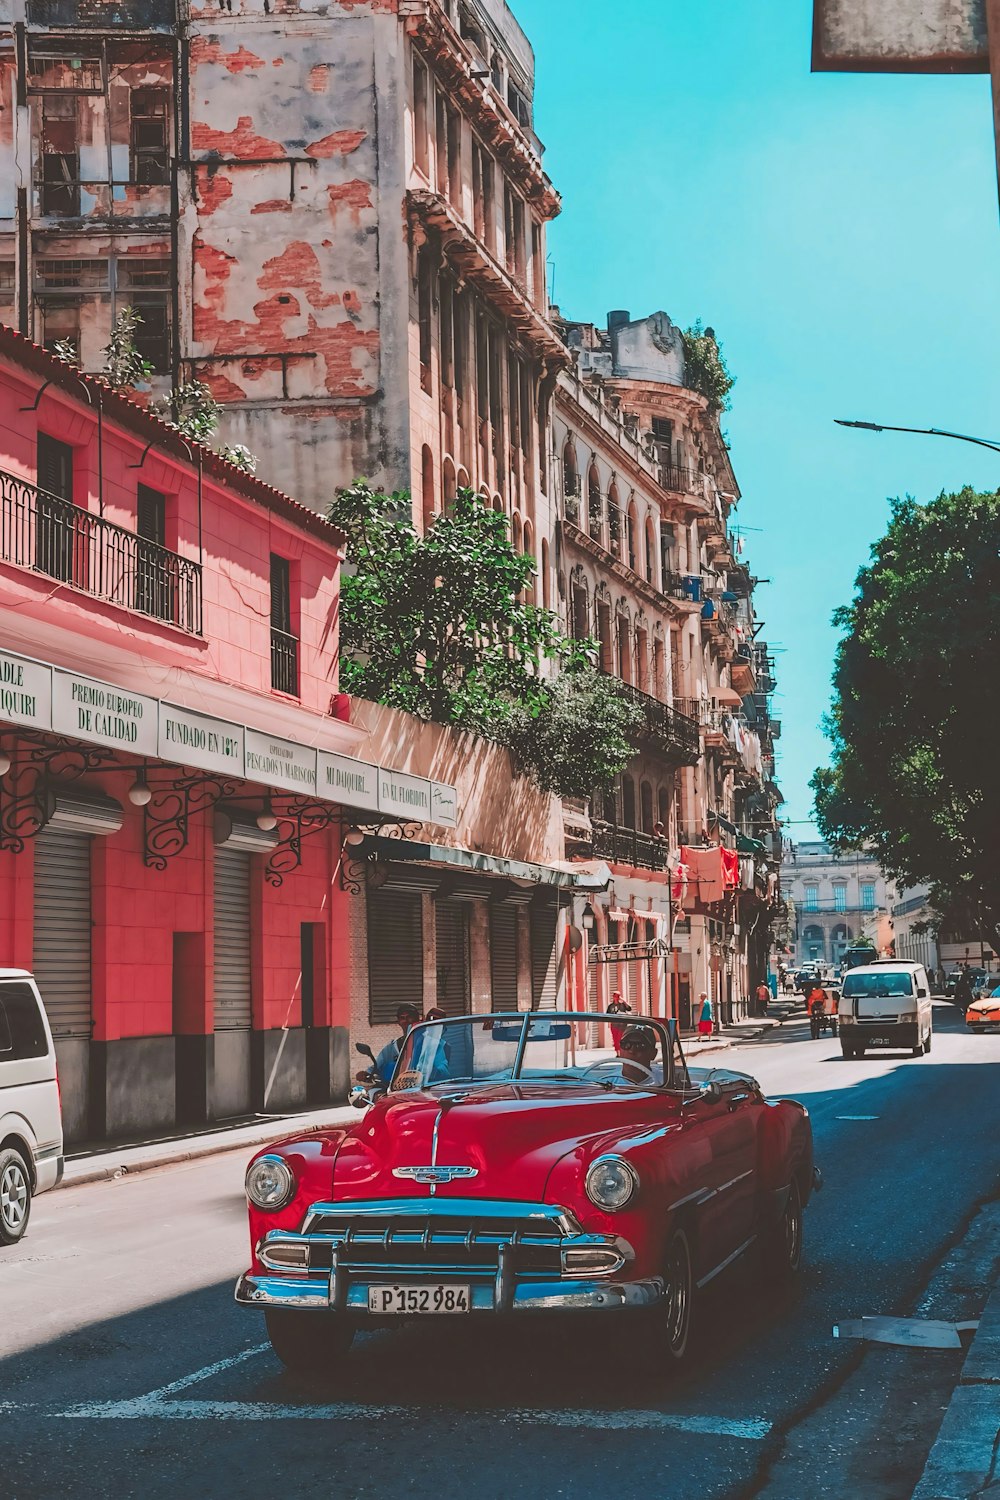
[618,1026,663,1085]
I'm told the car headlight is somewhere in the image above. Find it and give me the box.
[245,1154,295,1210]
[585,1155,639,1211]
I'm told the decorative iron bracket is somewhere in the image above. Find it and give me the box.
[143,773,243,870]
[336,818,424,895]
[0,736,124,853]
[265,799,343,888]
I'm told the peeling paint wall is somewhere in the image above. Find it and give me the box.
[813,0,987,71]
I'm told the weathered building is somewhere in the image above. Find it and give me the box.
[0,0,563,520]
[782,842,890,966]
[553,311,782,1026]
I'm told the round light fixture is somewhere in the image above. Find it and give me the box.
[0,751,11,778]
[256,798,277,832]
[343,827,367,848]
[127,771,152,807]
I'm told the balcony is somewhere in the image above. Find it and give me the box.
[270,626,299,696]
[730,645,756,695]
[658,464,707,498]
[617,680,700,764]
[0,468,202,633]
[591,819,669,872]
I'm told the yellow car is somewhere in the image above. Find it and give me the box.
[966,986,1000,1030]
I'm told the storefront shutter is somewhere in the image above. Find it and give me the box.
[435,898,470,1016]
[489,904,518,1011]
[530,904,559,1010]
[33,825,92,1038]
[213,847,251,1031]
[368,887,423,1025]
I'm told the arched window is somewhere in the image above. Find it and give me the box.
[803,883,819,912]
[587,464,602,542]
[640,780,654,832]
[616,606,632,683]
[635,624,649,692]
[626,499,638,572]
[511,512,522,553]
[523,520,535,603]
[421,445,436,534]
[597,598,613,674]
[541,536,550,609]
[645,517,657,585]
[803,925,825,961]
[608,482,622,558]
[621,774,636,829]
[563,441,579,514]
[571,570,590,640]
[456,464,470,491]
[441,455,456,513]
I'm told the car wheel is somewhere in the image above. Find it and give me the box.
[923,1032,932,1054]
[911,1042,924,1057]
[762,1178,803,1282]
[659,1227,695,1363]
[0,1148,31,1246]
[264,1308,355,1375]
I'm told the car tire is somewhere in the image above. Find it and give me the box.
[911,1042,924,1058]
[0,1147,31,1246]
[264,1308,355,1375]
[923,1032,932,1055]
[761,1178,803,1282]
[656,1224,695,1368]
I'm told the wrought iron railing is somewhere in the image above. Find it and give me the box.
[0,467,202,633]
[270,626,299,696]
[657,464,706,496]
[591,819,669,871]
[616,680,700,762]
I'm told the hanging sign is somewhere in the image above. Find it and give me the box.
[245,728,317,795]
[52,670,157,754]
[159,703,245,779]
[378,766,431,821]
[317,750,380,813]
[0,651,51,730]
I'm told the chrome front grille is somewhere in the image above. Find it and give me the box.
[304,1210,564,1277]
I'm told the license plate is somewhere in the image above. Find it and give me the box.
[869,1037,888,1046]
[367,1284,471,1315]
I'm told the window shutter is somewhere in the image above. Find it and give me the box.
[435,898,470,1015]
[37,433,73,500]
[530,903,559,1010]
[368,888,423,1025]
[489,905,518,1011]
[33,825,91,1038]
[213,847,252,1031]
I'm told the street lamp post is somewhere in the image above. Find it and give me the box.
[834,419,1000,456]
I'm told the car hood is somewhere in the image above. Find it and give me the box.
[331,1083,678,1202]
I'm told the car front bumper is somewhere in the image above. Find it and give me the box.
[840,1022,920,1048]
[236,1196,657,1315]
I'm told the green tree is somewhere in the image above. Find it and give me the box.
[812,485,1000,944]
[681,321,734,416]
[327,481,641,796]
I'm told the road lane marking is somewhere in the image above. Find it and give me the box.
[835,1115,880,1121]
[131,1343,270,1400]
[59,1396,771,1439]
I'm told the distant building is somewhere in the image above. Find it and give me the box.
[782,842,889,966]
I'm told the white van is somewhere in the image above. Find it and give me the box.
[0,970,63,1244]
[838,961,933,1060]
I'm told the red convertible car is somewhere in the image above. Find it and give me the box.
[236,1012,819,1373]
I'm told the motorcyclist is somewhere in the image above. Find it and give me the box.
[357,1003,421,1086]
[807,981,831,1039]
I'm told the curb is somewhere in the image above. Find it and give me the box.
[58,1107,358,1191]
[913,1278,1000,1499]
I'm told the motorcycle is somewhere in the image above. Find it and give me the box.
[350,1041,388,1108]
[809,999,838,1039]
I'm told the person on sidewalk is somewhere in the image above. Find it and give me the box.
[755,982,771,1018]
[607,991,632,1055]
[697,992,713,1040]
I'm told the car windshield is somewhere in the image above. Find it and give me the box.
[390,1013,677,1093]
[842,971,914,998]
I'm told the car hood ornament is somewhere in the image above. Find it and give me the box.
[392,1165,479,1185]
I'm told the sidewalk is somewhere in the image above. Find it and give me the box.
[58,1021,778,1192]
[913,1278,1000,1499]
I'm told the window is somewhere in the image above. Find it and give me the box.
[120,258,172,373]
[446,107,462,207]
[833,883,847,913]
[41,95,80,215]
[270,553,298,696]
[130,88,170,185]
[531,222,544,305]
[417,249,433,381]
[803,884,819,912]
[621,775,636,829]
[135,485,172,620]
[504,187,525,282]
[862,882,876,912]
[571,581,589,642]
[640,780,654,833]
[507,79,531,127]
[368,888,424,1024]
[0,983,49,1061]
[435,93,449,197]
[412,58,429,176]
[36,432,74,582]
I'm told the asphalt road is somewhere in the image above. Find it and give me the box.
[1,1000,998,1500]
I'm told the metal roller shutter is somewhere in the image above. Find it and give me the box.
[489,905,518,1011]
[435,898,470,1016]
[368,888,424,1025]
[214,847,251,1031]
[32,826,92,1039]
[530,904,559,1010]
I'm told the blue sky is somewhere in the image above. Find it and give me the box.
[515,0,1000,835]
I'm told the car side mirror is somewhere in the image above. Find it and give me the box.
[917,987,927,998]
[354,1042,376,1063]
[702,1080,724,1102]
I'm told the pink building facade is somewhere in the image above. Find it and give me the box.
[0,328,458,1143]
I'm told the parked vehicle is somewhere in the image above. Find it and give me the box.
[236,1012,819,1373]
[838,962,933,1059]
[842,945,878,973]
[0,970,63,1245]
[965,985,1000,1032]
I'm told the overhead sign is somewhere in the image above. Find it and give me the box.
[812,0,987,72]
[0,650,51,730]
[378,767,432,821]
[245,730,317,796]
[52,670,158,755]
[159,703,245,779]
[318,750,380,813]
